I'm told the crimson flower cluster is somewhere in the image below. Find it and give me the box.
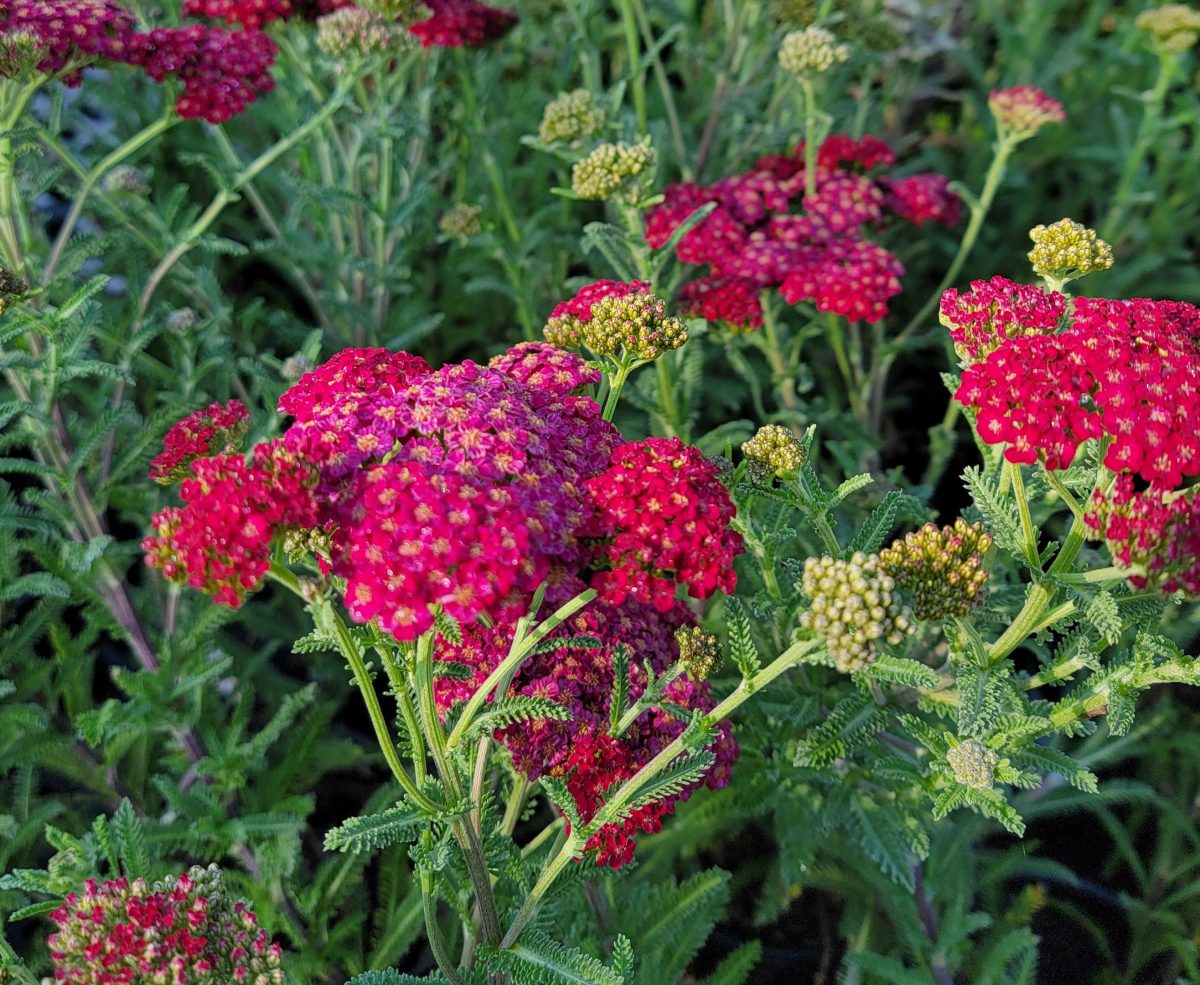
[149,398,248,483]
[435,588,737,869]
[48,867,282,985]
[181,0,350,30]
[947,277,1200,594]
[0,0,278,122]
[646,134,961,330]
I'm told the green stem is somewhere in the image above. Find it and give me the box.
[1042,468,1086,523]
[500,637,820,949]
[138,78,353,315]
[801,78,818,200]
[1007,462,1041,567]
[0,80,41,272]
[616,0,648,132]
[420,861,469,985]
[920,402,962,490]
[631,0,690,178]
[377,644,428,784]
[654,355,681,436]
[1100,53,1176,245]
[614,664,684,736]
[759,296,802,421]
[602,357,637,421]
[827,314,866,421]
[40,112,178,287]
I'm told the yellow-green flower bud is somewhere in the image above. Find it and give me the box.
[770,0,819,24]
[316,7,400,61]
[439,202,483,240]
[676,625,722,682]
[879,519,992,621]
[544,314,585,349]
[364,0,429,26]
[0,30,46,79]
[946,738,997,790]
[741,424,806,480]
[571,141,655,204]
[799,551,913,673]
[0,266,28,316]
[778,26,850,77]
[539,89,606,145]
[1027,218,1114,288]
[1136,4,1200,53]
[582,292,687,361]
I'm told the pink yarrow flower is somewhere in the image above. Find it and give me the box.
[408,0,516,47]
[988,85,1066,135]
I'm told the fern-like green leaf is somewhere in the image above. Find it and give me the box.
[482,930,623,985]
[725,598,761,680]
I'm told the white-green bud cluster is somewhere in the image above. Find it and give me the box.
[582,292,688,361]
[571,141,655,203]
[439,202,483,239]
[1027,218,1114,287]
[778,26,850,77]
[946,738,997,790]
[799,552,912,673]
[1136,4,1200,53]
[742,424,806,480]
[539,89,606,144]
[316,7,401,61]
[103,165,149,196]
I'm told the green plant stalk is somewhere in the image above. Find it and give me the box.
[801,78,818,200]
[447,588,597,749]
[377,643,429,785]
[412,631,504,949]
[1041,467,1086,522]
[617,0,648,132]
[39,112,179,287]
[614,664,684,736]
[602,355,638,421]
[419,858,469,985]
[1101,51,1177,245]
[0,80,41,271]
[138,77,354,316]
[758,295,802,420]
[499,636,821,949]
[631,0,690,177]
[1007,462,1041,568]
[826,314,867,421]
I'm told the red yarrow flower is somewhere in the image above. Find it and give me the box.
[988,85,1066,135]
[678,276,763,331]
[0,0,140,81]
[585,437,743,611]
[940,276,1067,364]
[408,0,516,47]
[181,0,351,28]
[882,173,963,227]
[149,398,249,483]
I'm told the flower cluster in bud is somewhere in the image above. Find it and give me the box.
[316,6,398,60]
[0,28,46,77]
[676,625,722,682]
[946,738,997,790]
[408,0,516,48]
[543,279,651,348]
[585,437,743,611]
[770,0,819,23]
[0,266,27,315]
[538,89,606,144]
[149,399,249,484]
[571,141,655,203]
[434,592,737,868]
[879,519,992,620]
[1027,218,1114,288]
[778,25,849,77]
[939,275,1067,365]
[741,423,805,480]
[988,85,1066,138]
[799,552,912,673]
[1136,4,1200,53]
[439,202,483,239]
[647,134,959,330]
[48,865,283,985]
[103,164,149,195]
[579,292,688,361]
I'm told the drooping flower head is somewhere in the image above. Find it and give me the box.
[408,0,516,48]
[149,399,249,484]
[585,437,743,611]
[988,85,1066,139]
[48,865,283,985]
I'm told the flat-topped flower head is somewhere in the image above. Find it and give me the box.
[0,0,140,80]
[1027,218,1114,289]
[676,625,722,682]
[439,201,483,239]
[48,865,283,985]
[544,279,651,348]
[539,89,606,144]
[486,341,601,395]
[409,0,516,48]
[316,6,400,60]
[741,423,806,480]
[988,85,1066,139]
[0,29,46,78]
[882,173,963,227]
[581,292,688,361]
[571,141,655,203]
[585,437,743,611]
[879,519,992,620]
[947,738,997,790]
[149,399,249,484]
[678,276,763,331]
[1137,4,1200,53]
[778,25,850,77]
[939,276,1067,365]
[799,552,912,673]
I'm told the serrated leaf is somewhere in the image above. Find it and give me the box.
[963,466,1024,558]
[724,597,761,680]
[324,803,429,855]
[484,929,623,985]
[847,490,902,555]
[582,223,640,282]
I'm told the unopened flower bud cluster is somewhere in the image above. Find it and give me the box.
[799,551,912,673]
[946,737,997,790]
[539,89,606,144]
[676,625,722,682]
[571,141,655,203]
[987,85,1067,137]
[316,7,399,61]
[0,266,27,315]
[440,202,483,239]
[879,519,992,620]
[741,424,806,480]
[1027,218,1113,286]
[778,26,849,77]
[0,29,45,78]
[582,292,688,361]
[1136,4,1200,53]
